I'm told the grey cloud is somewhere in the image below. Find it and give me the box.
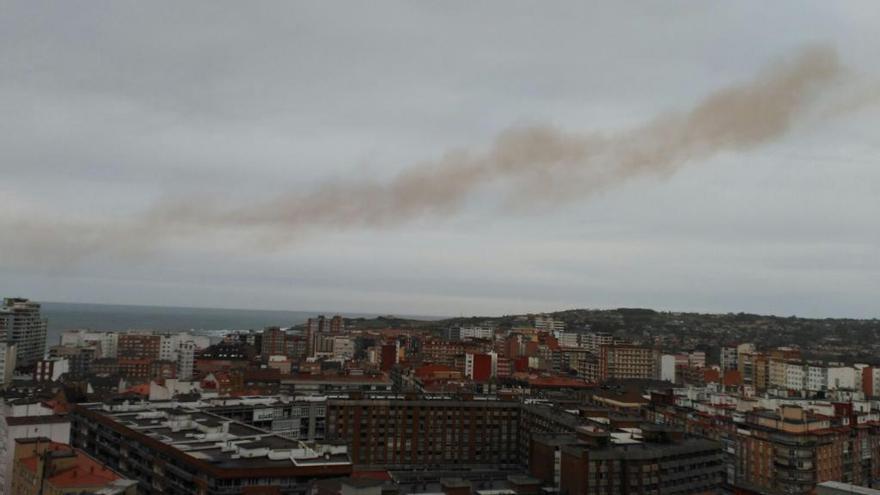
[1,2,879,317]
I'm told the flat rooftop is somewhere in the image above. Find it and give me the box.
[77,402,351,471]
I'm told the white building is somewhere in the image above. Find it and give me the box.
[160,332,209,361]
[660,354,677,383]
[827,367,856,390]
[784,363,806,392]
[557,332,581,349]
[160,333,182,361]
[806,365,828,392]
[871,368,880,398]
[176,341,196,380]
[533,315,565,334]
[0,343,15,389]
[459,325,495,341]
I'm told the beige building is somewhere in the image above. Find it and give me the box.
[598,344,658,381]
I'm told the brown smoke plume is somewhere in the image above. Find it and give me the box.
[152,45,840,230]
[0,45,861,264]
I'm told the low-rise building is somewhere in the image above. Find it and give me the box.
[69,402,352,494]
[11,437,137,495]
[554,426,724,495]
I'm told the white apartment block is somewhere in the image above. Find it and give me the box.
[176,341,195,380]
[784,363,806,392]
[556,332,581,349]
[806,365,828,392]
[660,354,677,383]
[827,367,856,390]
[160,333,182,360]
[533,315,565,333]
[159,332,210,361]
[459,325,495,340]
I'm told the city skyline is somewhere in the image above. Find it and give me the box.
[2,2,879,318]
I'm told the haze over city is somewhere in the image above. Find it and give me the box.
[7,4,880,495]
[2,2,879,318]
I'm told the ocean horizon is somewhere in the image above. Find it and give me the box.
[39,301,444,348]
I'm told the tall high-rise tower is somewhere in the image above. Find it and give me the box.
[0,298,48,368]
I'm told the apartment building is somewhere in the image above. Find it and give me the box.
[648,390,880,494]
[33,357,68,382]
[0,342,16,388]
[583,332,614,353]
[69,402,352,495]
[177,340,196,380]
[598,344,659,381]
[325,397,521,468]
[48,344,98,378]
[556,426,724,495]
[721,346,739,371]
[117,334,161,360]
[0,298,48,368]
[422,339,491,367]
[533,315,565,334]
[261,326,288,358]
[61,330,118,358]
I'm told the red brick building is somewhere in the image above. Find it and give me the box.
[117,334,161,360]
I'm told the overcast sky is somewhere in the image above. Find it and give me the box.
[1,2,879,318]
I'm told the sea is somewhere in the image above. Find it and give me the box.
[40,302,437,348]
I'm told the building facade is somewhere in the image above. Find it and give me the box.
[326,397,521,468]
[69,403,352,495]
[599,344,659,381]
[0,298,48,368]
